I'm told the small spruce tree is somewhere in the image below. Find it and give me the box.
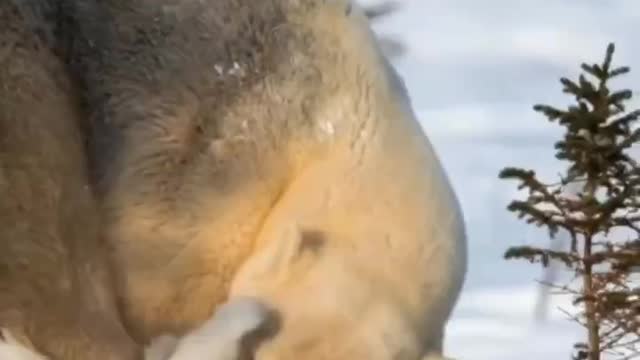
[499,43,640,359]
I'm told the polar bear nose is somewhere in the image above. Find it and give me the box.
[237,303,281,360]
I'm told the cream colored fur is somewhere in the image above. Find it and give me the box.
[226,2,466,359]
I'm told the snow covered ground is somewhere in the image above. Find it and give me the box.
[364,0,640,358]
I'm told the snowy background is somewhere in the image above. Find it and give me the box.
[363,0,640,359]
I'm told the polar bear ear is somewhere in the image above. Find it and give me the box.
[243,223,306,279]
[258,223,327,277]
[231,222,326,294]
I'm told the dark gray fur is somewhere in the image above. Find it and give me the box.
[0,1,141,358]
[57,0,305,192]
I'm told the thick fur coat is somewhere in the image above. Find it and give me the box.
[21,0,467,358]
[0,1,141,359]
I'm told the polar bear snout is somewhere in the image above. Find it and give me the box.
[235,302,282,360]
[214,297,282,357]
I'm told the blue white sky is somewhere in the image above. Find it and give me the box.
[364,0,640,359]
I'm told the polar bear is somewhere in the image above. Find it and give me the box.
[0,1,141,359]
[58,0,467,358]
[0,296,277,360]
